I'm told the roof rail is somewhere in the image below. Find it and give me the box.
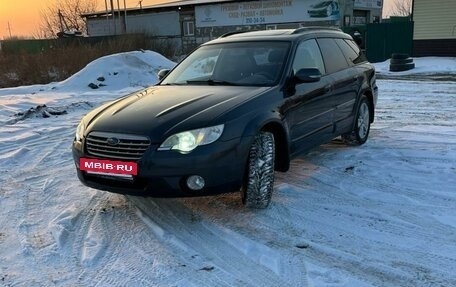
[219,30,250,38]
[292,26,342,34]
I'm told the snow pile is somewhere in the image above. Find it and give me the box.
[0,50,175,97]
[374,56,456,77]
[0,50,175,124]
[61,50,175,91]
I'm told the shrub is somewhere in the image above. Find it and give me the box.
[0,34,178,88]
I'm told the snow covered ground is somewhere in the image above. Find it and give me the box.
[375,57,456,80]
[0,53,455,287]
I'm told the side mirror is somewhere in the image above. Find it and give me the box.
[158,69,170,80]
[294,68,321,83]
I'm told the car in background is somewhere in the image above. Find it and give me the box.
[308,0,340,18]
[72,27,377,208]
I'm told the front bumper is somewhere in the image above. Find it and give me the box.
[72,137,251,197]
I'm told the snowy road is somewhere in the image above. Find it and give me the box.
[1,53,455,286]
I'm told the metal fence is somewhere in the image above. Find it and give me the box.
[365,21,414,63]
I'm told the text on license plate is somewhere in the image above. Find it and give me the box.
[80,158,137,176]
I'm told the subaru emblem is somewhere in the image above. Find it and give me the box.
[107,137,120,146]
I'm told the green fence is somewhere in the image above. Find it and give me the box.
[365,21,414,63]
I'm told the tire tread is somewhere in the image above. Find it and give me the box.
[243,132,275,209]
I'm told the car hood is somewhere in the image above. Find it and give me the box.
[85,85,270,143]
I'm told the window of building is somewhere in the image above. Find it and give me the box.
[353,10,368,25]
[344,15,351,26]
[183,21,195,36]
[266,25,277,30]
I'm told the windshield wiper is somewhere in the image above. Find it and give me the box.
[186,79,240,86]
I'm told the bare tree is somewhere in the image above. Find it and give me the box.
[38,0,98,38]
[389,0,412,17]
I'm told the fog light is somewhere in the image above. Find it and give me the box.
[187,175,205,191]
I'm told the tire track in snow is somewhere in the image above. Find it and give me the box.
[272,129,455,287]
[1,112,128,286]
[275,166,456,286]
[128,196,307,286]
[75,195,136,286]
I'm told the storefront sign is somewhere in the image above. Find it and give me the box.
[195,0,341,28]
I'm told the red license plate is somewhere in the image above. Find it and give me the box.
[80,158,137,176]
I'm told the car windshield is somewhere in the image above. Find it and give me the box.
[161,41,290,87]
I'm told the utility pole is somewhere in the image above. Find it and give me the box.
[123,0,127,33]
[110,0,116,35]
[58,10,64,33]
[105,0,110,34]
[117,0,121,34]
[7,21,12,38]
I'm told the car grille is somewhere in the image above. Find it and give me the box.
[85,131,150,160]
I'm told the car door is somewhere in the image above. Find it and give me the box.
[335,38,368,131]
[282,39,334,156]
[317,38,359,134]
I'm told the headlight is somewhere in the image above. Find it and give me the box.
[75,121,85,142]
[158,124,224,152]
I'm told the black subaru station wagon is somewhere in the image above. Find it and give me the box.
[73,27,377,208]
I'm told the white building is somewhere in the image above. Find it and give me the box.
[82,0,383,52]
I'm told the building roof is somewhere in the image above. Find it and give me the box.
[149,0,234,8]
[82,0,236,18]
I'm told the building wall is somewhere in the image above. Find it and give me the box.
[87,18,122,36]
[87,11,180,37]
[348,0,382,26]
[413,0,456,40]
[413,38,456,57]
[85,0,383,54]
[412,0,456,56]
[126,12,180,36]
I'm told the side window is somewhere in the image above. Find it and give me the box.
[334,39,359,66]
[344,39,367,64]
[292,39,325,75]
[334,38,366,65]
[317,38,349,74]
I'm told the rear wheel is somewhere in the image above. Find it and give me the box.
[241,131,275,209]
[342,96,371,145]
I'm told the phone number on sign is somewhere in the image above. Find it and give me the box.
[245,17,266,24]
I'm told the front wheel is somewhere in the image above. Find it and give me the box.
[342,96,371,145]
[241,131,275,209]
